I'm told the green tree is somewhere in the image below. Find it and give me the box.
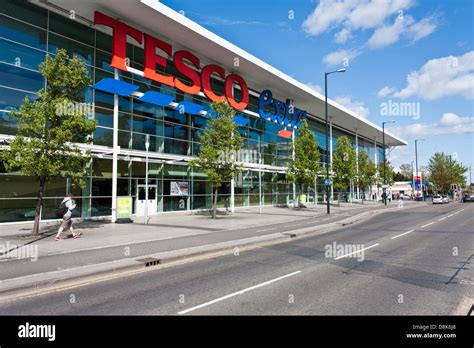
[190,101,243,218]
[379,158,395,186]
[428,152,466,193]
[286,120,321,207]
[357,151,377,200]
[1,49,96,235]
[333,136,356,196]
[399,163,413,180]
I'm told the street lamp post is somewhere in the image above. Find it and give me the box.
[145,134,150,225]
[382,120,395,206]
[414,138,425,200]
[325,68,346,214]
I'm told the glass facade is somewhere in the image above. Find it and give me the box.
[0,1,386,223]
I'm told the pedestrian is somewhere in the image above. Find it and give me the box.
[54,193,81,241]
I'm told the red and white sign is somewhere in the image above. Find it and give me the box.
[94,11,249,110]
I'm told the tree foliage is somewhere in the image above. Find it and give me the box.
[332,136,356,191]
[379,158,395,186]
[428,152,466,193]
[189,101,243,218]
[1,49,96,235]
[286,120,321,197]
[357,151,377,196]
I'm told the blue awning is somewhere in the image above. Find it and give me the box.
[174,101,204,115]
[138,91,174,106]
[92,78,139,96]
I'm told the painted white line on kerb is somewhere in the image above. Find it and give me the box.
[438,217,447,221]
[178,271,302,315]
[391,230,415,240]
[421,221,435,228]
[334,244,379,260]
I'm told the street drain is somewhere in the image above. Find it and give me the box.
[137,257,162,267]
[282,233,297,238]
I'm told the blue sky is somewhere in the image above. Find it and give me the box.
[162,0,473,178]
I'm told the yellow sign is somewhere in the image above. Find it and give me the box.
[117,197,132,219]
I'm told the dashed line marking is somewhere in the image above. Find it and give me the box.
[334,244,379,260]
[178,271,302,314]
[421,221,435,228]
[438,217,447,221]
[391,230,415,240]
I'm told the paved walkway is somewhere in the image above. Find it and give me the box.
[0,200,423,287]
[0,201,397,256]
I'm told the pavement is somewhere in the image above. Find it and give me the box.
[0,199,427,298]
[0,200,471,315]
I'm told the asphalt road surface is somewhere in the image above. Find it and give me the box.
[1,202,472,315]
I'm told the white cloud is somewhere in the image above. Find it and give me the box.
[407,15,437,42]
[390,113,474,137]
[377,86,396,98]
[303,0,413,35]
[323,49,359,66]
[303,0,437,49]
[305,83,323,94]
[334,28,352,44]
[439,112,474,126]
[334,95,370,119]
[367,16,412,49]
[393,51,474,100]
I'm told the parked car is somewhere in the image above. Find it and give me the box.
[462,194,474,202]
[432,194,443,204]
[442,195,450,203]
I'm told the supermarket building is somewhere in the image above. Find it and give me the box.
[0,0,406,223]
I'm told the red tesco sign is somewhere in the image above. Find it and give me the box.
[94,11,249,110]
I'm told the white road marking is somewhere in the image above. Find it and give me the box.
[460,209,465,212]
[334,244,379,260]
[421,222,435,228]
[447,214,454,218]
[391,230,415,240]
[178,271,302,314]
[438,217,447,221]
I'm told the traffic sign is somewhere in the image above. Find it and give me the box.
[324,179,331,186]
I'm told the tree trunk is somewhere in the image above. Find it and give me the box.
[32,176,46,236]
[213,188,218,219]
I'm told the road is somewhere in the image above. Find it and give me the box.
[0,202,472,315]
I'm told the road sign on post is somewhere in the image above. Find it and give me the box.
[325,179,331,186]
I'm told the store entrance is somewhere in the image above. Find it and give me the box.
[136,185,157,217]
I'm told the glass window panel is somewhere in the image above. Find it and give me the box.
[0,85,37,110]
[0,62,43,92]
[0,175,39,198]
[0,16,47,49]
[0,198,37,222]
[0,1,48,28]
[91,197,112,216]
[164,138,189,155]
[48,33,93,66]
[133,115,163,136]
[164,122,189,140]
[48,11,95,46]
[92,158,112,178]
[93,127,113,147]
